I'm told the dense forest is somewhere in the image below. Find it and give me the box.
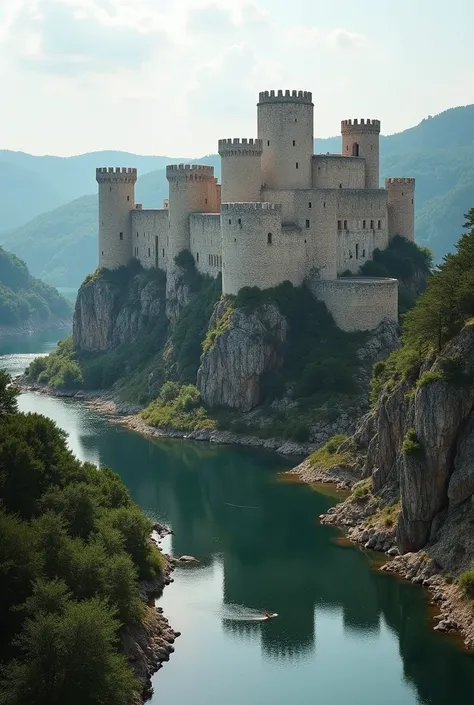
[0,246,71,326]
[0,375,165,704]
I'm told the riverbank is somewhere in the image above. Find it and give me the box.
[126,523,180,704]
[290,457,474,651]
[0,316,71,340]
[17,380,320,456]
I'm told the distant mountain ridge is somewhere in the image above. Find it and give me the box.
[1,104,473,286]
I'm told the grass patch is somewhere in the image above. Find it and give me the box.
[459,570,474,598]
[309,434,355,469]
[402,427,423,456]
[416,370,445,388]
[201,299,235,355]
[352,478,372,500]
[377,501,401,527]
[140,381,216,432]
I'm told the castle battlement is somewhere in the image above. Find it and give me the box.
[95,87,414,333]
[218,138,263,156]
[385,178,416,186]
[96,166,137,183]
[166,164,215,182]
[258,89,313,105]
[341,119,381,134]
[221,202,281,212]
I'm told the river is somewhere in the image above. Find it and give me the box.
[2,330,474,705]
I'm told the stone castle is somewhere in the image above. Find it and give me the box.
[96,89,415,331]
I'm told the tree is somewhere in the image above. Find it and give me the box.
[0,371,19,416]
[0,599,137,705]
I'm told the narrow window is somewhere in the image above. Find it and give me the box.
[370,220,374,229]
[209,254,211,265]
[295,118,297,123]
[205,198,208,204]
[402,192,404,196]
[308,202,312,208]
[293,140,296,146]
[109,186,112,192]
[267,232,272,245]
[228,219,232,225]
[119,232,123,240]
[196,252,199,263]
[101,250,104,256]
[323,202,326,208]
[362,249,366,257]
[305,219,310,229]
[127,195,130,201]
[148,248,151,257]
[339,183,342,189]
[337,220,342,229]
[412,198,414,204]
[363,220,366,228]
[162,248,165,257]
[378,220,381,229]
[137,232,139,238]
[356,243,359,259]
[296,162,299,169]
[144,232,146,237]
[304,239,307,244]
[267,140,270,146]
[352,143,360,157]
[349,251,353,259]
[344,220,348,229]
[238,218,242,225]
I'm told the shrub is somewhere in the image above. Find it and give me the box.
[140,384,216,433]
[352,478,372,500]
[402,427,422,456]
[416,370,445,388]
[459,570,474,598]
[309,435,354,469]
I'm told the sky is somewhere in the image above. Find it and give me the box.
[0,0,473,158]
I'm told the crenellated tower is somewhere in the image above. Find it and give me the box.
[258,90,314,190]
[341,119,380,190]
[218,138,263,203]
[385,178,415,242]
[96,167,137,269]
[166,164,219,296]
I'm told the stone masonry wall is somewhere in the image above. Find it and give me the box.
[190,213,221,278]
[131,208,169,271]
[312,155,365,190]
[308,277,398,332]
[221,203,306,295]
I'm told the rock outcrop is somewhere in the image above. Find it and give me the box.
[335,323,474,556]
[73,275,164,351]
[197,299,288,412]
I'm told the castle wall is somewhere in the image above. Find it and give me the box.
[131,208,168,271]
[190,213,221,278]
[341,119,380,190]
[386,178,415,242]
[293,190,338,279]
[258,91,313,191]
[312,155,365,189]
[261,189,296,224]
[336,189,388,273]
[219,139,262,203]
[307,277,398,332]
[221,203,306,295]
[96,167,136,270]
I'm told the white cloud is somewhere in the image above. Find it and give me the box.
[285,25,367,51]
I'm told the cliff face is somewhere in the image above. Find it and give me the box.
[197,299,288,412]
[73,275,164,351]
[358,324,474,556]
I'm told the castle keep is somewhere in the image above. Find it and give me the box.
[96,89,415,331]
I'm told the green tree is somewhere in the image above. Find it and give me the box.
[0,371,19,415]
[0,599,137,705]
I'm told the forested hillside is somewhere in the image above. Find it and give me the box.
[1,105,473,286]
[0,246,71,328]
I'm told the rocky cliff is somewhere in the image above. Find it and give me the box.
[197,299,288,412]
[73,271,165,352]
[310,323,474,572]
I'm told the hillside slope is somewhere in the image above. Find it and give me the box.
[2,105,473,285]
[0,245,71,334]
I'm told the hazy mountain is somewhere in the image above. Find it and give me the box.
[1,105,473,286]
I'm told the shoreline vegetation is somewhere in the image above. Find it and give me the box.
[0,373,177,705]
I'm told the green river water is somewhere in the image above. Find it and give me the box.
[2,330,474,705]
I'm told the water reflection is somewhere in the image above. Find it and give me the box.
[5,342,474,705]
